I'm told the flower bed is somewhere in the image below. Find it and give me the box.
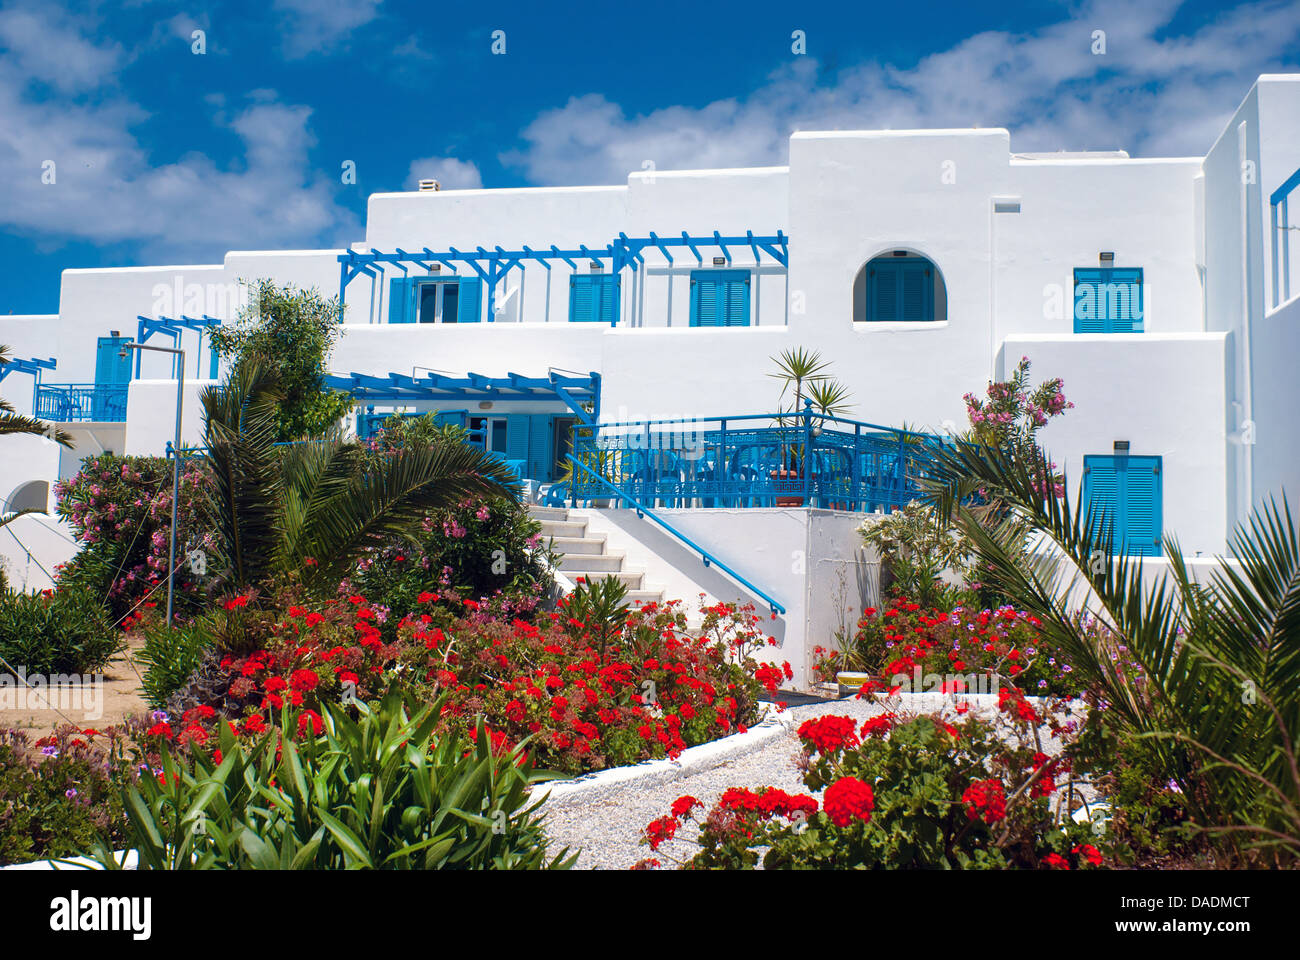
[634,689,1106,870]
[147,590,788,777]
[812,595,1130,700]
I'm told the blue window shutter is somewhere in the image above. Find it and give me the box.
[388,277,414,323]
[723,272,750,326]
[1075,268,1143,333]
[527,414,552,480]
[569,275,619,323]
[690,270,749,326]
[1074,269,1104,333]
[899,261,932,322]
[209,347,219,379]
[95,337,131,385]
[690,272,719,326]
[1082,455,1122,551]
[869,262,900,322]
[1083,454,1162,556]
[457,277,481,323]
[433,411,465,429]
[1122,455,1162,556]
[505,415,530,462]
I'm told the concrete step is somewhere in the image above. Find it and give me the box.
[625,589,666,606]
[566,570,644,590]
[528,505,569,521]
[545,535,606,556]
[558,552,624,573]
[538,518,588,539]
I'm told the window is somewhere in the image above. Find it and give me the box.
[468,417,510,455]
[689,269,750,327]
[1082,454,1163,556]
[569,274,620,323]
[861,255,938,323]
[1073,268,1143,333]
[388,277,481,323]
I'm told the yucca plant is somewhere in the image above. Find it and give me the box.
[199,361,521,591]
[84,690,576,870]
[927,440,1300,863]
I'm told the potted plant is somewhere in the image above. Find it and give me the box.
[766,349,853,506]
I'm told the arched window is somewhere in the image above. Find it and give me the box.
[6,480,49,514]
[854,251,947,323]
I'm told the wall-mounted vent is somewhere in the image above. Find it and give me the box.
[418,179,441,192]
[994,200,1021,213]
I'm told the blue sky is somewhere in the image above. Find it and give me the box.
[1,0,1298,314]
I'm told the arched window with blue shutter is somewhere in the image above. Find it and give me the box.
[861,255,937,323]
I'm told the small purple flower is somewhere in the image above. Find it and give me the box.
[65,788,78,799]
[41,746,58,757]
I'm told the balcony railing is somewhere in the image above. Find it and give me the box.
[569,408,942,512]
[34,383,128,422]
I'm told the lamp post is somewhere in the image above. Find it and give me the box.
[121,342,185,625]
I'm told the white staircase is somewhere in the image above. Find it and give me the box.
[528,504,664,605]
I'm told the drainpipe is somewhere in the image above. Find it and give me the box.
[1237,121,1255,523]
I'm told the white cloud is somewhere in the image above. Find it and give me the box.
[405,156,484,191]
[272,0,383,59]
[0,12,360,261]
[503,0,1300,184]
[0,4,122,94]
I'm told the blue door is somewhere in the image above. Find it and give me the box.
[93,336,131,420]
[1082,454,1163,556]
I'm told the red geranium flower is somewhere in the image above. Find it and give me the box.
[823,776,873,828]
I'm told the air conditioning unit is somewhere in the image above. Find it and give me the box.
[418,179,441,192]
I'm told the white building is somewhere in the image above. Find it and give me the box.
[2,75,1297,685]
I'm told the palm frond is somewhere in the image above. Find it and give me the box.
[291,441,520,588]
[199,361,285,589]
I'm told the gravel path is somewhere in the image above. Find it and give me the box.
[539,695,1093,869]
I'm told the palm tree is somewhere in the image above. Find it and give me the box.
[927,441,1300,862]
[199,361,521,592]
[0,344,73,531]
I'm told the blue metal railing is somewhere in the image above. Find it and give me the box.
[34,383,128,422]
[566,455,785,615]
[569,406,941,512]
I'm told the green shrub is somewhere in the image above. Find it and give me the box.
[0,589,120,675]
[0,727,129,866]
[88,690,576,870]
[137,618,215,708]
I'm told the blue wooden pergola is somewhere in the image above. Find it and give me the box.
[134,314,222,378]
[336,231,790,324]
[322,369,601,425]
[0,355,56,385]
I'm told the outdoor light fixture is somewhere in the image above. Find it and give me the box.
[1114,440,1130,452]
[892,250,908,257]
[478,401,493,410]
[589,261,603,271]
[712,256,727,266]
[1100,251,1115,263]
[428,264,441,273]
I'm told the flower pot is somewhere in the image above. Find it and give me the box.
[835,671,872,698]
[769,468,805,507]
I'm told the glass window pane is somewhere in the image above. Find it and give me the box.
[442,283,459,323]
[418,283,438,323]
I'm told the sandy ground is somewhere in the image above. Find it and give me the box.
[0,633,150,735]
